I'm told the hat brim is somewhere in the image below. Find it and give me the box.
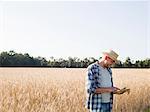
[102,52,118,63]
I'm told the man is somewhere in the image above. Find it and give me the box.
[85,49,120,112]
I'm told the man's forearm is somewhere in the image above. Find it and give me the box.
[95,87,112,94]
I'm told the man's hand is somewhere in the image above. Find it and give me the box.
[113,87,130,95]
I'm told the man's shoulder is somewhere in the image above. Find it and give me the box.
[87,62,99,70]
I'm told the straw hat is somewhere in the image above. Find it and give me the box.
[102,49,119,62]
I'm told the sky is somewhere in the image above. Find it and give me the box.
[0,0,149,61]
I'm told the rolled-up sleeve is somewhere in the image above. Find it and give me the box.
[86,67,97,94]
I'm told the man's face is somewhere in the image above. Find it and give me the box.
[104,56,115,67]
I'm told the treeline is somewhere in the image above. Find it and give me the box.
[0,51,150,68]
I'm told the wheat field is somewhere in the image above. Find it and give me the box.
[0,68,150,112]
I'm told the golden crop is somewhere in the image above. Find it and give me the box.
[0,68,150,112]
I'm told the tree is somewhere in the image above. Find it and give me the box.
[0,51,150,68]
[37,57,48,66]
[113,60,123,68]
[143,58,150,68]
[123,57,132,68]
[0,52,10,66]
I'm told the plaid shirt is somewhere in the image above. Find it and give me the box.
[85,62,114,111]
